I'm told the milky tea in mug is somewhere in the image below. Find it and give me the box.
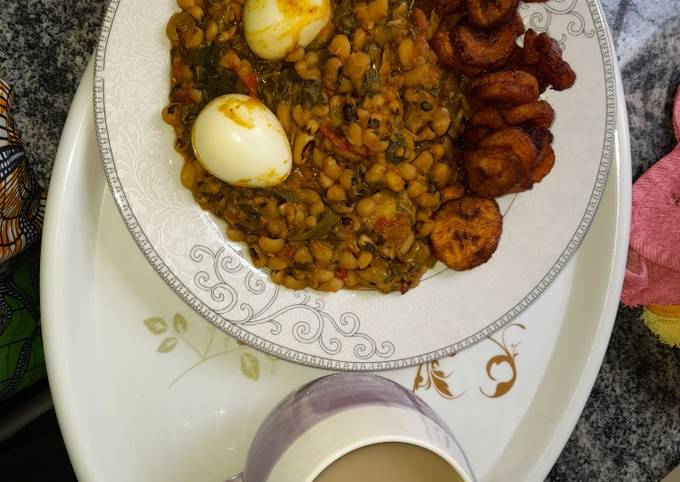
[236,374,474,482]
[314,442,465,482]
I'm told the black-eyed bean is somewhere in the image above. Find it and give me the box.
[431,143,445,160]
[284,275,307,290]
[310,201,326,217]
[271,270,285,284]
[267,219,287,236]
[217,26,237,43]
[398,38,415,69]
[344,270,360,288]
[187,5,204,21]
[329,35,351,58]
[319,173,335,189]
[416,192,440,208]
[180,162,196,189]
[226,227,245,242]
[407,180,427,198]
[293,209,305,225]
[347,122,364,147]
[323,157,342,180]
[292,104,310,126]
[269,257,288,271]
[324,57,343,90]
[205,20,218,42]
[301,189,322,205]
[417,127,436,141]
[251,248,269,268]
[276,102,292,134]
[418,220,435,236]
[304,51,320,66]
[319,278,344,292]
[368,0,389,22]
[403,64,434,88]
[162,103,181,125]
[345,51,370,82]
[365,163,386,183]
[357,251,373,269]
[338,77,353,93]
[304,119,320,136]
[189,88,203,103]
[356,197,377,217]
[413,151,434,172]
[294,247,313,264]
[416,209,433,222]
[363,130,389,152]
[353,29,366,51]
[285,46,305,62]
[339,170,354,190]
[311,241,333,263]
[312,147,325,167]
[398,232,416,256]
[293,131,314,165]
[183,26,204,49]
[316,269,335,283]
[431,108,451,136]
[295,59,321,81]
[339,251,358,269]
[385,170,405,192]
[304,215,318,228]
[312,105,330,117]
[432,162,451,184]
[258,237,285,254]
[398,163,418,181]
[326,185,347,203]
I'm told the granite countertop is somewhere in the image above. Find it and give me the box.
[1,0,679,480]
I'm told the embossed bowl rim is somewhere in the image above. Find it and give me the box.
[92,0,619,371]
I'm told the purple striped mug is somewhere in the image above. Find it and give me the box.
[227,373,475,482]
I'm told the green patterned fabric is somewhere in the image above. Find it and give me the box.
[0,79,47,403]
[0,243,44,401]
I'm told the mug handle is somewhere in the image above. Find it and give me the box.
[225,473,244,482]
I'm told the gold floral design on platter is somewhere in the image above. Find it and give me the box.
[143,313,277,387]
[479,323,526,398]
[410,323,526,400]
[412,358,462,399]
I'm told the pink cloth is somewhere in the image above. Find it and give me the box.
[621,86,680,306]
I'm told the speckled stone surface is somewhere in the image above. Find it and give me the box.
[1,0,679,480]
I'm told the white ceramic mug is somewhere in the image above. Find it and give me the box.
[228,373,475,482]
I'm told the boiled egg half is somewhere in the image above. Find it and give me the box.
[191,94,292,187]
[243,0,332,60]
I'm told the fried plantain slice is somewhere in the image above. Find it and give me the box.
[430,196,502,270]
[478,126,538,172]
[505,30,576,91]
[501,100,554,128]
[470,107,507,129]
[470,70,540,108]
[417,0,465,16]
[534,32,576,91]
[524,125,553,150]
[430,30,462,71]
[530,143,555,184]
[453,19,519,69]
[441,182,466,202]
[519,29,541,65]
[465,0,519,28]
[524,126,555,184]
[463,145,522,197]
[430,29,485,77]
[463,125,493,149]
